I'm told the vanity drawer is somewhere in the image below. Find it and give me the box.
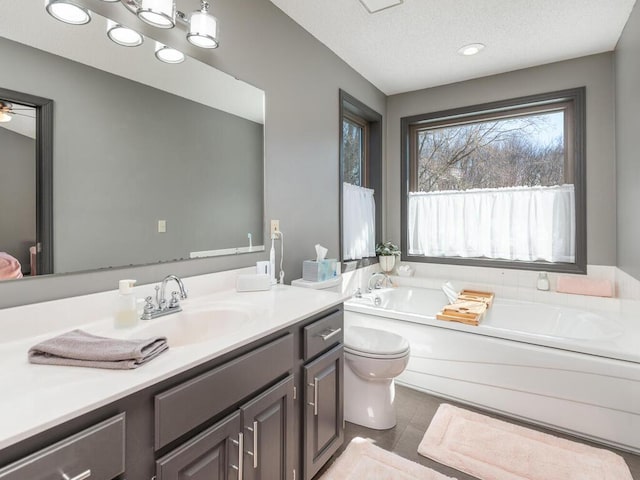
[0,413,125,480]
[303,309,343,361]
[155,334,294,450]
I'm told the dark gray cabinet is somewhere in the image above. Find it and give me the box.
[0,414,125,480]
[241,375,295,480]
[156,412,242,480]
[303,345,344,480]
[158,375,295,480]
[155,335,294,450]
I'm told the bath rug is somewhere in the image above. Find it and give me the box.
[320,437,457,480]
[418,403,632,480]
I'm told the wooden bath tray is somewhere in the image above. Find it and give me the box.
[436,301,487,326]
[457,289,494,307]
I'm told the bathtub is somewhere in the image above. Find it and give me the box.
[344,286,640,453]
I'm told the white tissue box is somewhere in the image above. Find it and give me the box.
[236,274,271,292]
[303,259,338,282]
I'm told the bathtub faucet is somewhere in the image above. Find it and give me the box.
[368,272,392,291]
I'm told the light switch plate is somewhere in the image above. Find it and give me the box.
[158,220,166,233]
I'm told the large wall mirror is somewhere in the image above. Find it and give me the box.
[0,0,265,282]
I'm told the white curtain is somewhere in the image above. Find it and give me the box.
[408,184,575,263]
[343,182,376,260]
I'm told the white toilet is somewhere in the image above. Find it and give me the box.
[344,326,410,430]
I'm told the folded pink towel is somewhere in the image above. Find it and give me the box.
[556,276,614,297]
[0,252,22,280]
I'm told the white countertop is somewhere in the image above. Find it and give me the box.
[0,272,346,451]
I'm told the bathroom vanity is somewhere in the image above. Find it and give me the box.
[0,276,345,480]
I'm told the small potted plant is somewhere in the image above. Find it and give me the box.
[376,241,401,273]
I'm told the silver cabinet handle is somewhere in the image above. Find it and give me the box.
[318,327,341,341]
[230,432,244,480]
[62,471,91,480]
[307,378,319,416]
[252,421,258,469]
[244,421,258,469]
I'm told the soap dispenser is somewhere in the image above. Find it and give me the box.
[537,272,550,291]
[115,279,138,328]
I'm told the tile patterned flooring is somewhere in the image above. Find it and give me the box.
[317,385,640,479]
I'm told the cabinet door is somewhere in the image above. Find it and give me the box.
[240,375,295,480]
[156,411,242,480]
[303,345,344,480]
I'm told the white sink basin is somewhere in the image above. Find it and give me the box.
[129,305,258,347]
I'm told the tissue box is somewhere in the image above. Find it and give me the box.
[303,259,338,282]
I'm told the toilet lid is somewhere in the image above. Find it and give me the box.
[344,326,410,356]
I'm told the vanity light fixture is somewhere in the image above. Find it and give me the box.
[154,42,185,63]
[45,0,91,25]
[137,0,176,29]
[45,0,220,64]
[107,20,144,47]
[187,1,219,49]
[458,43,485,56]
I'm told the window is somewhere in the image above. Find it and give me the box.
[401,88,586,273]
[342,112,369,187]
[340,90,382,262]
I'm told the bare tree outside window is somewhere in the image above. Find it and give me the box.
[342,114,368,186]
[414,111,565,193]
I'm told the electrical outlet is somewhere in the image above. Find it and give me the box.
[270,219,280,235]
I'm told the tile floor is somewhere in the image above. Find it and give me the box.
[317,385,640,479]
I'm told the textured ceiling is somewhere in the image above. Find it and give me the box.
[270,0,637,95]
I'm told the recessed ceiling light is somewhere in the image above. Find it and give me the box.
[458,43,485,56]
[359,0,403,14]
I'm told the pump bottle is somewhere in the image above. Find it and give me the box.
[115,279,138,328]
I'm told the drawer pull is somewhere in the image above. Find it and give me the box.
[230,433,244,479]
[317,328,341,341]
[62,470,91,480]
[307,378,319,416]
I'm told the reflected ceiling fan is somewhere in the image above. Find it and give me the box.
[0,101,35,123]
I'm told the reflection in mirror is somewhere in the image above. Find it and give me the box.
[0,0,265,280]
[0,100,36,278]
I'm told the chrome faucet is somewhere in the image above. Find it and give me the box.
[368,272,391,291]
[141,274,188,320]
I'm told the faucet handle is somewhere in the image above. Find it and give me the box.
[169,291,181,309]
[142,296,155,320]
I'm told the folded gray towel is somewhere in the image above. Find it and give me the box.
[28,329,169,370]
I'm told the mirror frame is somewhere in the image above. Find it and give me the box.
[0,87,53,276]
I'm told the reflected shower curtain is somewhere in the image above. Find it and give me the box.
[343,182,376,260]
[408,184,575,263]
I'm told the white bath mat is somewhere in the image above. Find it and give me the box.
[418,403,633,480]
[320,437,457,480]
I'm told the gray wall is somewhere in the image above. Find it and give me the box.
[0,0,385,307]
[0,127,35,272]
[386,53,617,266]
[616,1,640,280]
[0,37,263,275]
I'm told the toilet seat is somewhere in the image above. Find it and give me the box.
[345,326,410,359]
